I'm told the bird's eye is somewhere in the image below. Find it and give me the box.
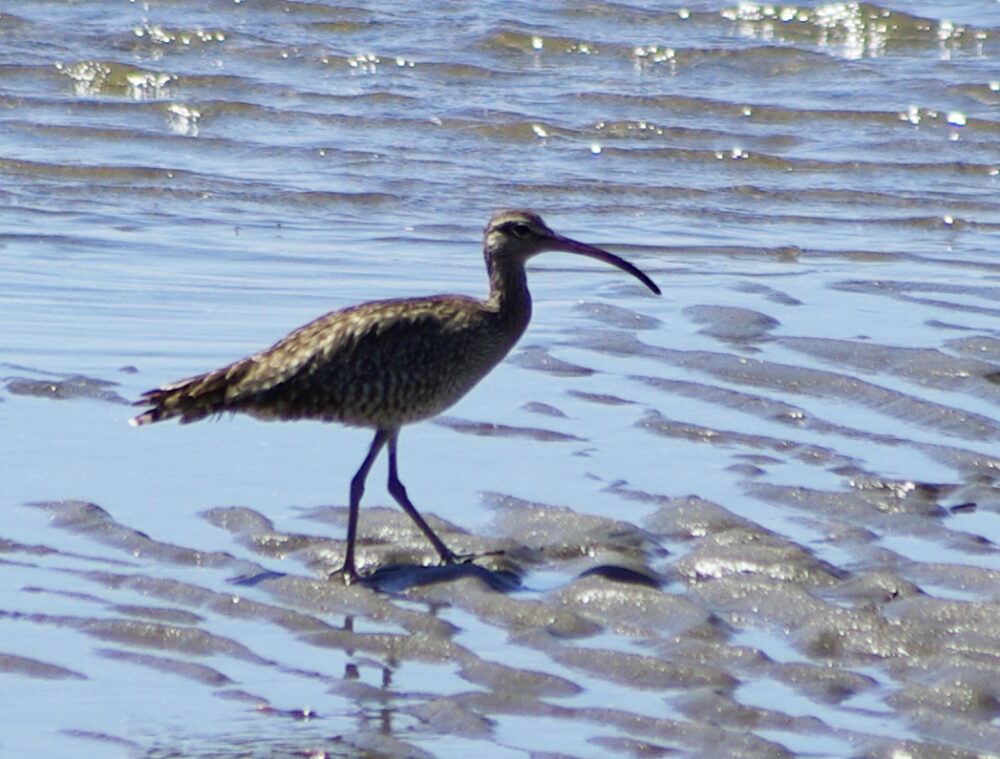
[511,223,531,238]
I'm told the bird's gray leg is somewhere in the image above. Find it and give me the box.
[386,431,459,565]
[337,428,389,583]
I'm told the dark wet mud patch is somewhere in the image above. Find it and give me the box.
[574,301,663,330]
[683,304,779,345]
[98,648,233,686]
[520,400,569,418]
[732,280,803,306]
[0,652,86,680]
[2,364,128,404]
[434,415,585,442]
[0,537,61,559]
[510,344,595,376]
[947,334,1000,360]
[567,388,637,406]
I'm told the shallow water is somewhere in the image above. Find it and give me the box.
[3,2,1000,758]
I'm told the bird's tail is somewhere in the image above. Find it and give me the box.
[129,403,176,427]
[129,360,252,427]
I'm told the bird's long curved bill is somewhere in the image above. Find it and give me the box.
[550,234,661,295]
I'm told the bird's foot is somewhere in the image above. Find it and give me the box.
[330,564,360,585]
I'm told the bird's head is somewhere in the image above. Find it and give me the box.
[483,209,660,295]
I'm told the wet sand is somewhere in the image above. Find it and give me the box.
[7,295,1000,758]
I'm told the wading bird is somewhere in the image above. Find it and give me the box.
[131,210,660,582]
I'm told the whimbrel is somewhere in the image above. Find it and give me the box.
[131,210,660,582]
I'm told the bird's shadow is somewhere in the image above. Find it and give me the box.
[230,558,662,594]
[359,560,522,593]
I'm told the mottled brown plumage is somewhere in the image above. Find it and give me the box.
[131,210,660,582]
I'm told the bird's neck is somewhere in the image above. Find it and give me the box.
[485,256,532,338]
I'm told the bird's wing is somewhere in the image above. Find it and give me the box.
[230,295,479,388]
